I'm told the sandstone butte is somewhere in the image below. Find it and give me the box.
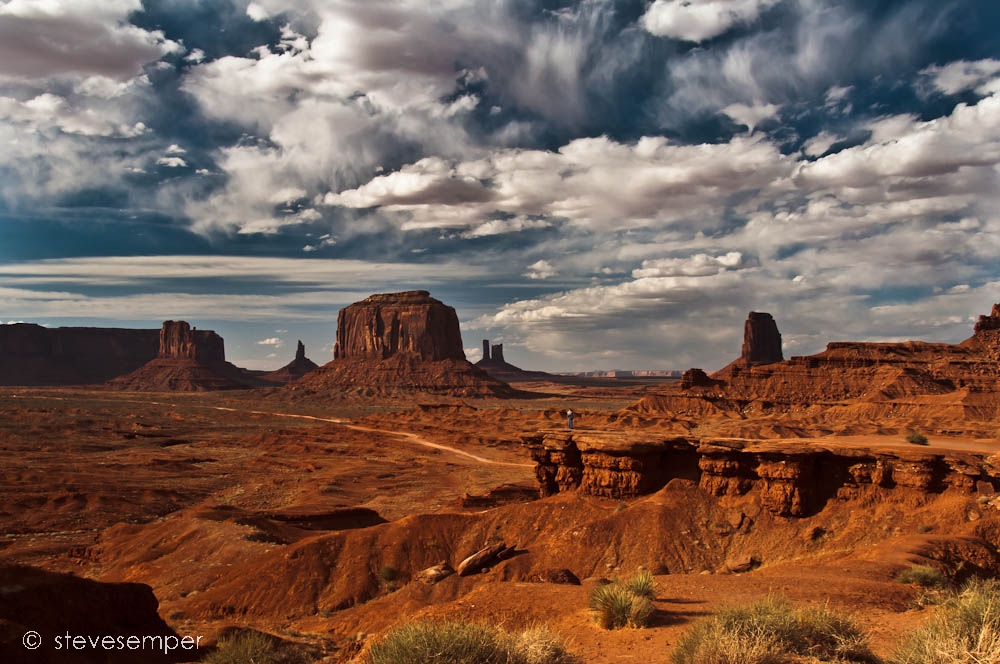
[109,320,269,391]
[291,290,515,397]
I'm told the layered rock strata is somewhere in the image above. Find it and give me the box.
[110,321,268,391]
[333,291,464,361]
[525,431,1000,517]
[294,292,514,396]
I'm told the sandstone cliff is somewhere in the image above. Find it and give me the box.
[0,323,159,386]
[333,291,465,362]
[110,321,270,391]
[293,292,514,397]
[525,431,1000,517]
[638,303,1000,430]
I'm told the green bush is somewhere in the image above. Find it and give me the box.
[204,631,309,664]
[588,572,657,630]
[366,620,572,664]
[623,569,657,599]
[906,432,929,446]
[896,565,948,589]
[892,579,1000,664]
[670,597,877,664]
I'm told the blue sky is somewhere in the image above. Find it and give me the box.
[2,0,1000,372]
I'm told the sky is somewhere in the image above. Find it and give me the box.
[2,0,1000,372]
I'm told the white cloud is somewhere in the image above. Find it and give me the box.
[156,156,187,168]
[801,131,840,157]
[0,0,180,80]
[922,58,1000,95]
[257,337,284,348]
[642,0,780,42]
[524,260,556,280]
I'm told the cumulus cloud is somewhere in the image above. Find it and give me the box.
[922,58,1000,95]
[642,0,780,42]
[156,156,187,168]
[0,0,180,80]
[326,134,791,232]
[257,337,284,348]
[524,260,556,280]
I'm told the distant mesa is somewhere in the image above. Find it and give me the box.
[649,302,1000,425]
[0,323,159,386]
[294,291,515,397]
[263,340,319,384]
[110,320,272,391]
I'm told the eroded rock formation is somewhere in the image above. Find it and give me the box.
[293,292,514,397]
[264,341,319,384]
[525,432,999,517]
[0,323,159,386]
[333,291,465,362]
[110,321,268,391]
[741,312,783,366]
[158,320,224,362]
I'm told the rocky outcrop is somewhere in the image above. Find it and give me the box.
[525,432,1000,517]
[741,312,783,366]
[110,321,270,391]
[264,341,319,384]
[636,304,1000,427]
[333,291,465,362]
[973,303,1000,333]
[0,565,179,664]
[158,320,224,362]
[491,343,505,363]
[680,368,721,390]
[0,323,160,385]
[293,292,515,397]
[475,337,553,383]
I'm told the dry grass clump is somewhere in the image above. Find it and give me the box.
[589,571,657,629]
[892,579,1000,664]
[366,619,573,664]
[670,597,878,664]
[896,565,948,589]
[204,630,310,664]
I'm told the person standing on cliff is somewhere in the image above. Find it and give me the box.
[566,409,575,430]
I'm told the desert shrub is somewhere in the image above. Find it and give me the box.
[671,597,877,664]
[378,565,401,582]
[892,578,1000,664]
[906,432,929,446]
[623,569,657,598]
[589,579,655,629]
[896,565,948,589]
[366,619,572,664]
[204,631,309,664]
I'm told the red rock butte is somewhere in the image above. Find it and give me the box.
[293,290,514,397]
[333,290,466,362]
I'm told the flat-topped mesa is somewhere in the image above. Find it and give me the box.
[158,320,225,362]
[333,290,465,362]
[740,311,783,366]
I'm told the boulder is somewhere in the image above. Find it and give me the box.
[456,542,510,576]
[415,561,455,585]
